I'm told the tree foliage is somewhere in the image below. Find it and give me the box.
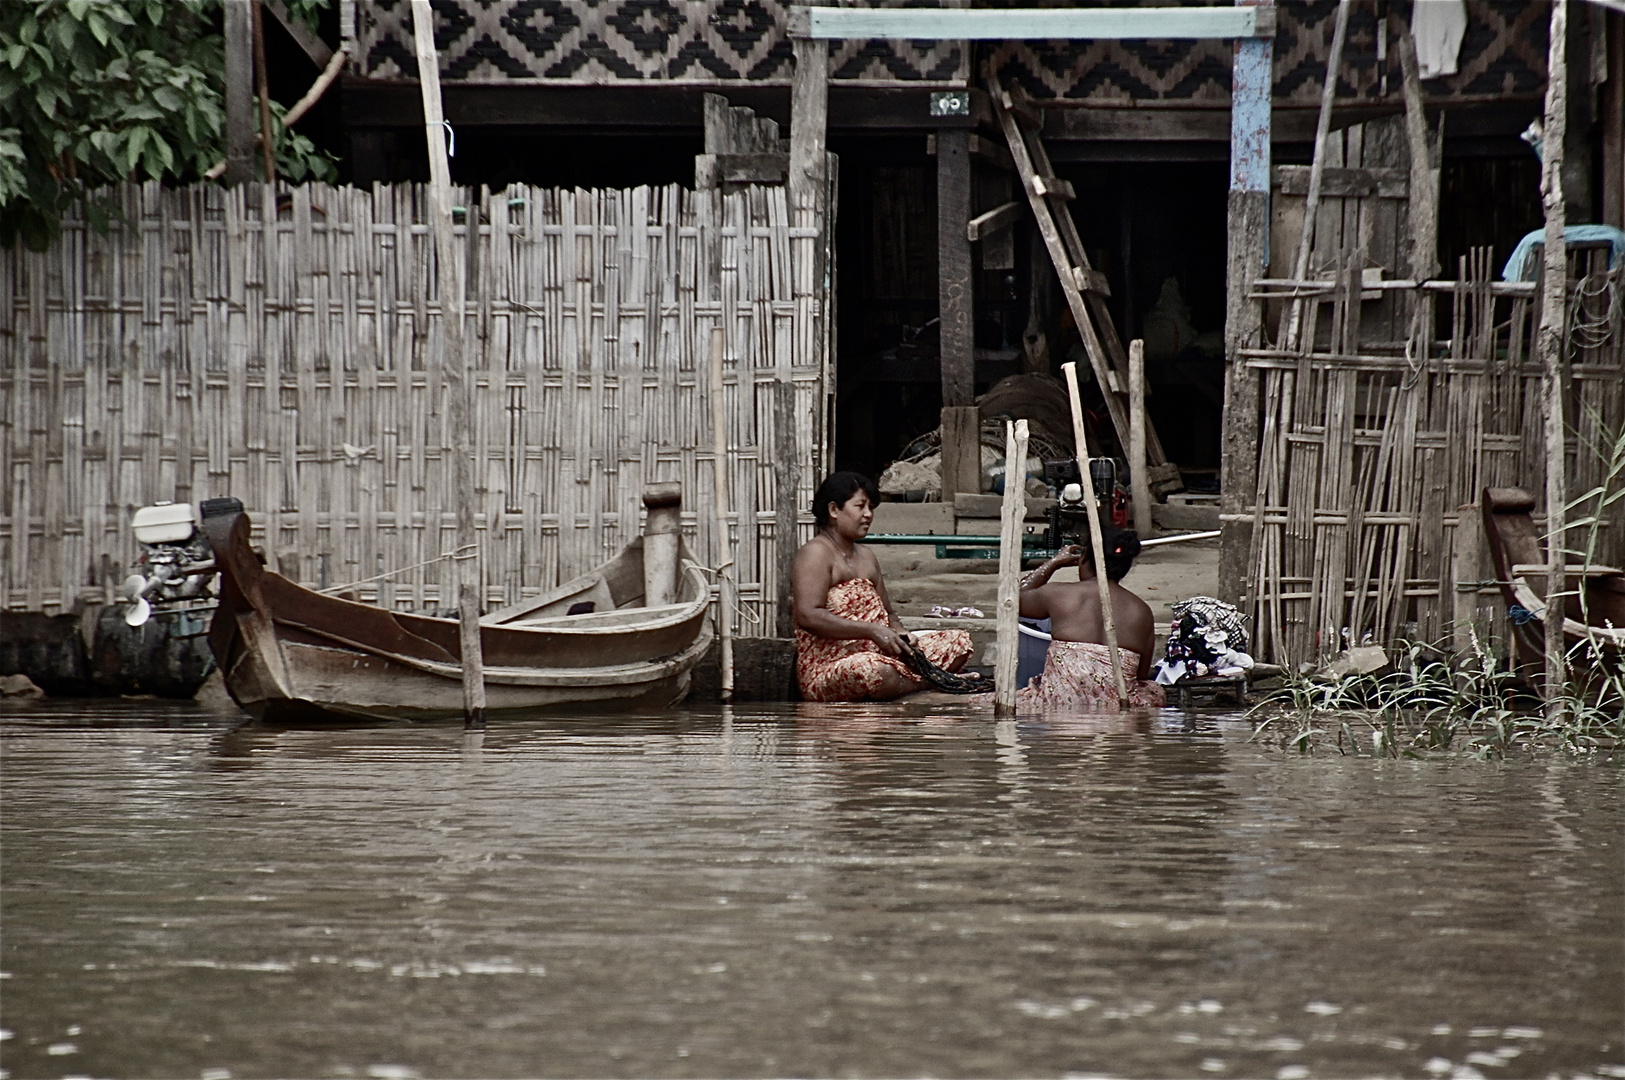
[0,1,337,250]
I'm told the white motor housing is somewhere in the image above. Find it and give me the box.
[132,502,200,544]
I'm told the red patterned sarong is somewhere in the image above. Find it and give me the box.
[1018,640,1166,711]
[796,578,974,702]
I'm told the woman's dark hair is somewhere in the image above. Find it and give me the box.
[1082,525,1142,581]
[812,471,880,527]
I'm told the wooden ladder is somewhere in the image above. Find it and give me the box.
[988,73,1179,484]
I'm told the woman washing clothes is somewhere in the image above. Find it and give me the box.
[792,472,975,701]
[1015,524,1166,710]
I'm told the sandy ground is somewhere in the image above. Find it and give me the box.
[874,535,1222,629]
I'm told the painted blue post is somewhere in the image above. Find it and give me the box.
[1229,10,1273,249]
[1219,0,1274,607]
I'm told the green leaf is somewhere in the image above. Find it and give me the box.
[124,125,147,173]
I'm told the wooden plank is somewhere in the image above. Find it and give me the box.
[266,0,333,67]
[797,5,1271,40]
[1395,25,1440,280]
[1071,265,1111,298]
[1030,175,1075,201]
[1274,165,1409,199]
[994,418,1028,715]
[966,200,1021,243]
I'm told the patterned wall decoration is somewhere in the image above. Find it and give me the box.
[354,0,969,85]
[988,1,1547,104]
[352,1,1546,102]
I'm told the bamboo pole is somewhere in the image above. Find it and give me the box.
[1061,361,1129,707]
[1284,0,1352,351]
[709,325,735,703]
[994,419,1029,715]
[1128,338,1153,538]
[1538,0,1569,716]
[252,1,277,185]
[411,0,486,729]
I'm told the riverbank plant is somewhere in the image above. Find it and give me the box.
[1250,631,1623,759]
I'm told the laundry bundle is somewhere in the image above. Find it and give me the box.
[1153,596,1255,685]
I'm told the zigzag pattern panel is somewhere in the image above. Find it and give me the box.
[988,0,1545,104]
[357,0,968,85]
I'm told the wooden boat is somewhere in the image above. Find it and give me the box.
[199,488,713,723]
[1480,487,1625,671]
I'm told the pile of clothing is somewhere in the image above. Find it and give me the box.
[1153,596,1255,685]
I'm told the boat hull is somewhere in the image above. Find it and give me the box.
[1481,487,1625,674]
[201,499,713,724]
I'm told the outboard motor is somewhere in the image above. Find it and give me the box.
[121,502,216,626]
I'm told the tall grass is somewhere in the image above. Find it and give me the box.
[1250,633,1622,759]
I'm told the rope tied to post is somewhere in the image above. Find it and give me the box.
[318,544,477,594]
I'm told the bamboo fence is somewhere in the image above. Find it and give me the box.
[1,181,831,635]
[1235,251,1624,668]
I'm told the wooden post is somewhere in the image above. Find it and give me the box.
[223,1,255,187]
[1539,0,1570,716]
[1217,3,1273,609]
[1395,23,1439,280]
[994,419,1029,715]
[773,380,801,638]
[710,326,736,703]
[1062,361,1129,707]
[938,128,977,498]
[1128,339,1153,538]
[937,129,976,411]
[411,0,486,729]
[788,14,827,640]
[790,28,828,286]
[642,484,683,608]
[1604,12,1624,228]
[941,405,983,503]
[1284,0,1351,350]
[252,1,277,185]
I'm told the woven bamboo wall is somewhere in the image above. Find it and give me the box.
[1235,258,1624,668]
[1,181,830,635]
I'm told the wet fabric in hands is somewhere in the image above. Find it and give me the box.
[796,578,973,702]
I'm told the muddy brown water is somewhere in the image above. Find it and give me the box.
[1,698,1621,1080]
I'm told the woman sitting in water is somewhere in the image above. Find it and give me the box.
[791,471,974,701]
[1015,524,1166,710]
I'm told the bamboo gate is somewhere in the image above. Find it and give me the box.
[2,181,832,636]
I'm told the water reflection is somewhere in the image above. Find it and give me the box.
[0,698,1620,1080]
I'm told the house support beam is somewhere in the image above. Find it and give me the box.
[937,128,980,498]
[1218,3,1274,608]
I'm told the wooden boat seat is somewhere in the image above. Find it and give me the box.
[497,602,694,630]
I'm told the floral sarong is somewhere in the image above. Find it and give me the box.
[1017,639,1166,712]
[796,578,974,702]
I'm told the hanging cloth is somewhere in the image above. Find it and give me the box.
[1411,0,1468,80]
